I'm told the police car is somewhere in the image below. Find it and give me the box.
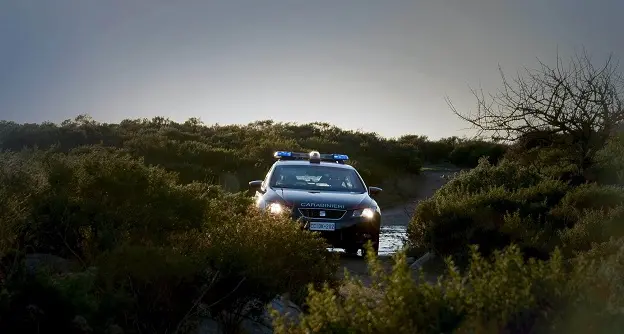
[249,150,383,258]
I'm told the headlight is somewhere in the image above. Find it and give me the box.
[352,208,375,219]
[268,202,285,214]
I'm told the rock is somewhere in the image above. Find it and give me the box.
[267,294,302,319]
[72,315,92,333]
[197,295,302,334]
[243,295,301,333]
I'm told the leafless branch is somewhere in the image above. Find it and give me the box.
[447,50,624,171]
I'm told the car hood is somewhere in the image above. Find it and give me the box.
[269,187,370,210]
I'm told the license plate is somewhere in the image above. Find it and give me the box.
[309,222,335,231]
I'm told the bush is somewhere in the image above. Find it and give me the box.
[0,148,338,333]
[0,151,46,255]
[448,140,507,167]
[272,244,570,334]
[0,116,513,207]
[408,159,572,263]
[274,238,624,334]
[15,148,211,260]
[592,132,624,184]
[553,237,624,333]
[505,141,580,175]
[549,183,624,226]
[0,268,92,333]
[435,158,547,196]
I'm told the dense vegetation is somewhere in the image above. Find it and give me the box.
[0,117,505,207]
[271,53,624,333]
[0,117,503,333]
[272,133,624,334]
[0,148,338,333]
[1,52,622,333]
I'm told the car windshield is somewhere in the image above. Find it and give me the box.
[269,164,366,193]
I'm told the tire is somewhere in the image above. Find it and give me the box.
[344,247,359,256]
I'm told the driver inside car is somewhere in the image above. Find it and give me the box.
[327,176,345,189]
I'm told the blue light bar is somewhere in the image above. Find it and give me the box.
[273,151,349,163]
[274,151,293,158]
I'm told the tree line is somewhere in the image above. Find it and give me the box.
[0,117,506,206]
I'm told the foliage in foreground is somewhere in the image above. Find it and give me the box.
[273,242,624,334]
[0,148,338,333]
[407,156,624,265]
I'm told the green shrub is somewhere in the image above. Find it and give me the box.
[408,155,624,264]
[591,132,624,184]
[504,146,581,182]
[0,116,513,208]
[0,148,339,333]
[448,140,507,167]
[557,183,624,212]
[198,209,339,304]
[16,148,211,261]
[408,162,570,263]
[552,237,624,333]
[558,206,624,256]
[274,239,624,334]
[92,209,336,333]
[272,244,569,334]
[549,183,624,230]
[93,245,207,333]
[0,269,89,333]
[0,151,46,255]
[435,158,547,196]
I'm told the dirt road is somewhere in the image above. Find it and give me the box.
[337,166,463,284]
[381,166,462,226]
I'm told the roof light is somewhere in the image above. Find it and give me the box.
[274,151,293,158]
[273,151,349,163]
[309,151,321,163]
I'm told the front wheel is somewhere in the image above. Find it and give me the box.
[344,247,359,256]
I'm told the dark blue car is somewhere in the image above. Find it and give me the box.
[249,151,383,257]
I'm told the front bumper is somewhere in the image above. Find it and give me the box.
[290,209,379,248]
[308,223,378,248]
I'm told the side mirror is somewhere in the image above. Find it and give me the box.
[368,186,383,196]
[249,180,263,190]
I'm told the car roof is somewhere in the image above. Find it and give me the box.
[273,160,357,170]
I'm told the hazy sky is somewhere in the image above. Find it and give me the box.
[1,0,622,138]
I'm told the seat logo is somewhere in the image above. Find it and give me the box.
[300,203,345,209]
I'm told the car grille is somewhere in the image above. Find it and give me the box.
[298,208,346,220]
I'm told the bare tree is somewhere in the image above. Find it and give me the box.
[447,51,624,172]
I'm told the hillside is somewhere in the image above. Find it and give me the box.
[0,116,505,207]
[0,116,507,333]
[1,109,622,333]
